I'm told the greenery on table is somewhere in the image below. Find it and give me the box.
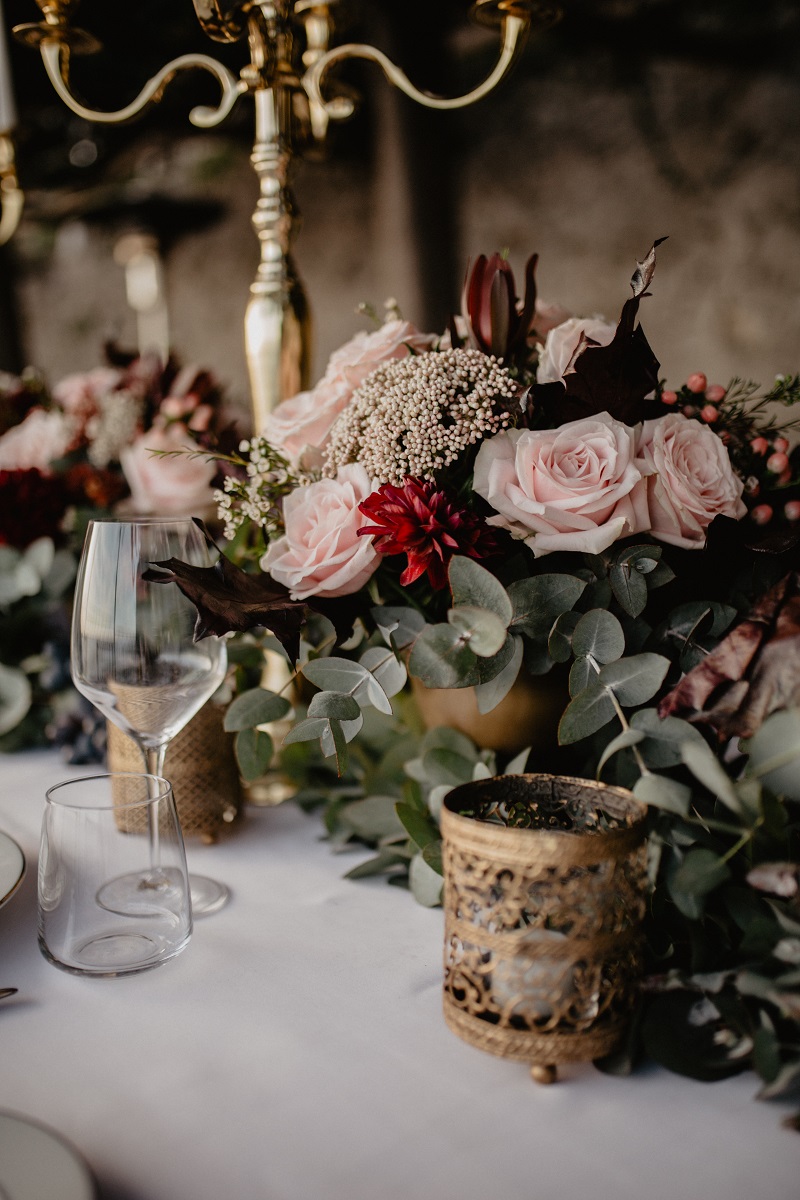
[223,528,800,1125]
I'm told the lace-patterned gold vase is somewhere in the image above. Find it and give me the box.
[107,698,242,843]
[441,773,648,1083]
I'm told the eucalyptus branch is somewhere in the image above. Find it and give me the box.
[587,653,650,778]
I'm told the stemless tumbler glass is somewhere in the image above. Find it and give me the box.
[38,774,192,977]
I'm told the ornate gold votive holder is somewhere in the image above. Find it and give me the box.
[441,773,648,1083]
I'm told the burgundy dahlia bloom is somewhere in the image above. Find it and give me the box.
[357,478,499,590]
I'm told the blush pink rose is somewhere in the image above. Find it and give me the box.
[119,423,216,516]
[262,465,380,599]
[264,319,436,465]
[637,413,746,549]
[473,412,649,557]
[264,376,352,466]
[324,319,437,390]
[536,316,617,385]
[0,408,74,472]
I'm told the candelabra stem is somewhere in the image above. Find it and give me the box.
[0,132,22,246]
[244,8,310,433]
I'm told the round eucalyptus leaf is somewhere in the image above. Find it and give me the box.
[630,707,706,768]
[234,727,274,781]
[475,634,523,714]
[745,708,800,801]
[339,794,406,840]
[409,852,443,907]
[548,610,581,663]
[633,772,691,815]
[307,691,362,721]
[610,561,649,617]
[371,606,425,652]
[558,680,616,745]
[598,653,670,707]
[572,608,625,664]
[359,645,408,698]
[508,574,586,638]
[595,728,645,778]
[449,557,513,624]
[408,623,477,689]
[224,687,292,731]
[569,655,593,697]
[448,606,507,658]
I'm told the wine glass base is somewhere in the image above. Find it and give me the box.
[97,869,187,918]
[97,870,229,918]
[189,874,230,917]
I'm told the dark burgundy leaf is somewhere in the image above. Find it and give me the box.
[631,237,668,298]
[532,240,667,427]
[142,520,364,663]
[143,554,307,664]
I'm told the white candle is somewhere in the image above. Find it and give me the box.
[0,0,17,132]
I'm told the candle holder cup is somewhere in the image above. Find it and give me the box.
[441,773,648,1084]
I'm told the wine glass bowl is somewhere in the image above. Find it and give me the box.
[70,518,230,916]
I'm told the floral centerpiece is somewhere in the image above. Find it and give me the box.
[146,241,800,1120]
[0,352,233,752]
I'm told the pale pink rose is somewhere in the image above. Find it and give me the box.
[536,316,617,385]
[637,413,746,549]
[324,319,437,390]
[473,413,649,557]
[0,408,74,472]
[262,465,380,600]
[264,376,352,465]
[119,422,216,516]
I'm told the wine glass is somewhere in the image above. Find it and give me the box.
[70,518,229,916]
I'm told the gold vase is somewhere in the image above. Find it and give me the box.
[107,701,242,843]
[410,671,568,755]
[441,773,648,1083]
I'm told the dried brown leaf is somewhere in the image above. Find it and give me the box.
[659,573,800,738]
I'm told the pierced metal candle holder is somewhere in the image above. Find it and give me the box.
[441,773,648,1084]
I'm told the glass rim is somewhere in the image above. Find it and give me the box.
[45,772,173,811]
[86,516,200,528]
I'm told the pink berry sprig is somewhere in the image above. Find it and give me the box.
[660,373,728,425]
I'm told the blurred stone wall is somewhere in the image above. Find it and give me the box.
[6,5,800,422]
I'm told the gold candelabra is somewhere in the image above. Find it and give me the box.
[12,0,558,428]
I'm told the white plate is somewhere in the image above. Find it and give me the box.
[0,831,24,909]
[0,1111,96,1200]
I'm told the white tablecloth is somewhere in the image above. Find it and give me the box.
[0,750,796,1200]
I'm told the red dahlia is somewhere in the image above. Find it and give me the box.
[357,477,499,590]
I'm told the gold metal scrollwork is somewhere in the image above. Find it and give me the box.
[12,0,554,424]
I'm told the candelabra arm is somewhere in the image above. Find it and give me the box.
[36,39,245,128]
[304,11,530,117]
[0,132,23,246]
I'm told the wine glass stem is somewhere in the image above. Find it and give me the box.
[142,744,168,883]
